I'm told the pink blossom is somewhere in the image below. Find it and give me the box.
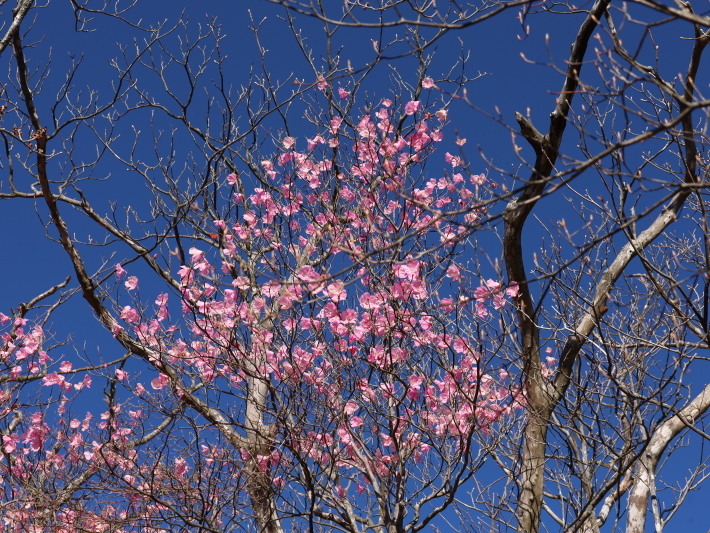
[440,298,455,312]
[344,400,358,415]
[330,116,342,133]
[120,306,140,323]
[282,136,296,150]
[422,77,435,89]
[404,100,421,115]
[307,135,325,151]
[316,76,328,90]
[325,281,347,302]
[446,264,461,282]
[3,434,18,453]
[188,247,205,262]
[444,152,462,167]
[493,293,506,309]
[227,172,239,184]
[262,280,282,298]
[151,373,169,390]
[506,282,520,298]
[338,87,349,99]
[75,374,92,390]
[486,279,502,291]
[115,264,126,279]
[43,372,65,387]
[394,260,421,281]
[471,173,486,185]
[475,302,489,319]
[408,375,424,399]
[174,457,189,478]
[69,432,83,448]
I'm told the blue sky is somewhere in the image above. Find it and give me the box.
[2,1,710,531]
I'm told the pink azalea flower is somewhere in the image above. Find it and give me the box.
[344,400,359,415]
[174,457,189,478]
[471,173,486,185]
[43,372,65,387]
[120,306,140,323]
[422,77,435,88]
[506,282,520,298]
[151,373,169,390]
[404,100,421,115]
[3,434,18,453]
[446,264,461,282]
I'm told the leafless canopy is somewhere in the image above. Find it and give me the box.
[1,1,710,532]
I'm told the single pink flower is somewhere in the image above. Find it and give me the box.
[404,100,421,115]
[120,306,140,323]
[446,264,461,282]
[43,372,65,387]
[151,373,169,390]
[506,282,520,298]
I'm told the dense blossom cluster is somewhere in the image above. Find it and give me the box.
[0,93,522,531]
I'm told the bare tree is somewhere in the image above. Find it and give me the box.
[1,0,710,532]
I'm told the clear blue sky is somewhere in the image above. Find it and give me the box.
[1,1,709,531]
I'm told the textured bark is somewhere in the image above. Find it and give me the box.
[626,383,710,533]
[516,403,552,533]
[505,2,612,532]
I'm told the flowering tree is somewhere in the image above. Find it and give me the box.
[3,1,710,533]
